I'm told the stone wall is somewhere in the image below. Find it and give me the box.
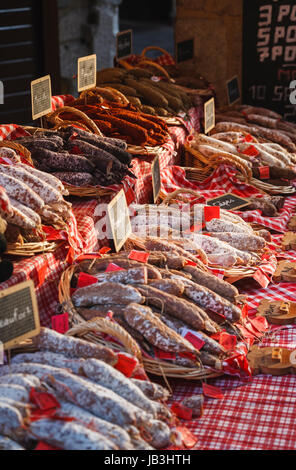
[175,0,243,107]
[58,0,122,95]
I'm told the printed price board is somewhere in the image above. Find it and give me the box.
[0,280,40,350]
[204,97,215,134]
[176,38,194,63]
[206,193,251,211]
[226,76,240,106]
[116,30,133,60]
[107,189,132,252]
[77,54,97,92]
[31,75,52,120]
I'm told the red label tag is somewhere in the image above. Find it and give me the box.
[242,145,259,157]
[154,348,176,360]
[30,388,61,411]
[241,304,248,319]
[171,402,193,420]
[105,263,125,272]
[204,205,220,222]
[202,383,224,399]
[128,250,150,263]
[35,441,61,451]
[37,264,47,287]
[66,246,75,265]
[243,134,255,143]
[219,331,237,351]
[175,426,198,449]
[115,353,138,378]
[184,332,205,351]
[51,313,69,334]
[185,259,197,267]
[99,246,112,255]
[189,222,205,232]
[77,272,98,288]
[259,166,270,180]
[249,316,268,333]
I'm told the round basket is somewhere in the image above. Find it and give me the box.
[58,262,223,381]
[62,183,117,198]
[5,240,63,257]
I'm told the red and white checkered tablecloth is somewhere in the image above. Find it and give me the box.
[168,279,296,450]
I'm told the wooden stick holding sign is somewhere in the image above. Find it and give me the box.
[31,75,52,127]
[77,54,97,93]
[204,97,215,134]
[0,280,40,350]
[151,155,161,204]
[226,76,240,106]
[107,189,132,253]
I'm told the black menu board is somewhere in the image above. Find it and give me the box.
[243,1,296,122]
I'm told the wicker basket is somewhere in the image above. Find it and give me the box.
[58,262,223,381]
[46,106,104,136]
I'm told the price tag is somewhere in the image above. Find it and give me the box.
[151,155,161,203]
[116,29,133,60]
[226,76,240,106]
[51,313,69,334]
[204,205,220,222]
[77,54,97,92]
[204,97,215,134]
[31,75,52,120]
[176,38,194,63]
[107,189,132,253]
[0,280,40,350]
[206,193,251,211]
[259,166,270,180]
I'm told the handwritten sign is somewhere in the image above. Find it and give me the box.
[206,193,251,211]
[107,189,132,252]
[243,0,296,121]
[204,97,215,134]
[0,280,40,350]
[151,155,161,203]
[31,75,52,120]
[176,38,194,63]
[226,76,240,106]
[116,30,133,60]
[77,54,97,92]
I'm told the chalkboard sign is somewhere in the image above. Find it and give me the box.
[243,0,296,122]
[176,38,194,63]
[206,193,251,211]
[116,30,133,60]
[0,280,40,350]
[77,54,97,92]
[227,76,240,106]
[31,75,52,120]
[108,189,132,252]
[204,97,216,134]
[151,155,161,203]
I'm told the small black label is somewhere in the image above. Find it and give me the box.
[176,38,194,63]
[116,30,132,60]
[206,193,250,211]
[227,76,240,105]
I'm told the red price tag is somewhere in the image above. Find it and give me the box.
[184,331,205,351]
[189,222,205,232]
[51,313,69,334]
[77,272,98,288]
[241,304,248,319]
[105,263,125,272]
[154,348,176,360]
[242,145,259,157]
[115,353,138,378]
[243,134,255,143]
[171,402,193,420]
[35,441,61,451]
[253,268,270,288]
[37,264,47,287]
[30,388,61,411]
[128,250,150,263]
[204,205,220,222]
[66,246,75,264]
[259,166,270,180]
[219,331,237,351]
[185,259,197,267]
[98,246,111,255]
[202,383,224,399]
[249,316,268,333]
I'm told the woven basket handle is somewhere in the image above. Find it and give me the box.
[160,188,202,205]
[66,318,143,362]
[0,140,33,165]
[141,46,172,59]
[47,106,104,137]
[137,60,171,80]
